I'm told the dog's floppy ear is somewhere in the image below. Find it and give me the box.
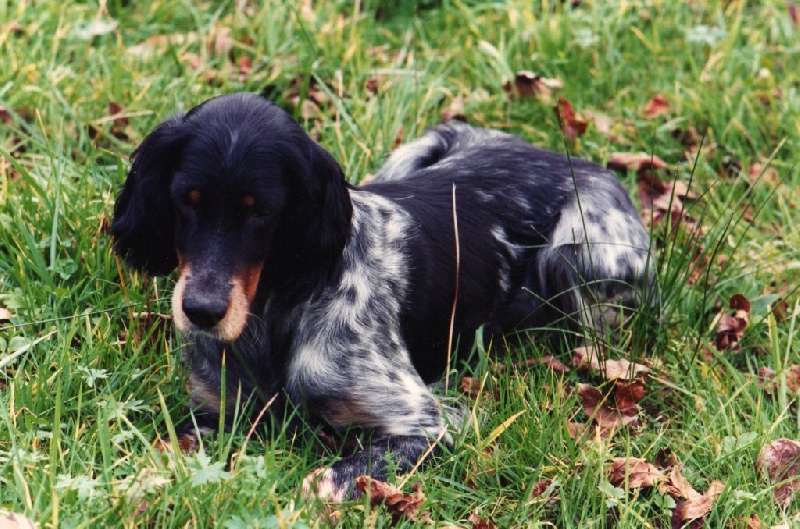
[112,116,188,276]
[285,135,354,270]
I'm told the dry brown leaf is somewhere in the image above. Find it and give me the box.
[467,511,496,529]
[608,457,664,488]
[529,478,558,503]
[643,94,670,119]
[571,346,650,380]
[0,307,11,321]
[759,365,800,397]
[714,294,750,352]
[756,439,800,504]
[614,379,645,411]
[726,514,761,529]
[660,465,725,523]
[566,421,586,439]
[748,162,781,186]
[355,476,426,524]
[539,355,569,373]
[608,152,668,174]
[679,480,725,521]
[0,511,36,529]
[503,71,563,103]
[441,96,466,122]
[660,466,701,500]
[238,56,253,78]
[555,98,588,141]
[577,383,641,435]
[583,110,613,136]
[364,75,382,95]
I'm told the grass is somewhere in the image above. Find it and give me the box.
[1,0,799,526]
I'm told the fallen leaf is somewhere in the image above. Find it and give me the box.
[467,511,496,529]
[713,294,750,352]
[679,480,725,521]
[0,511,36,529]
[608,152,667,174]
[748,162,781,186]
[572,346,650,380]
[539,355,569,373]
[759,364,800,397]
[3,21,25,35]
[643,94,670,119]
[660,466,701,500]
[577,383,642,435]
[608,457,664,488]
[0,307,11,321]
[364,75,382,95]
[555,98,587,141]
[756,439,800,504]
[503,71,563,103]
[238,56,253,78]
[355,476,426,524]
[584,110,613,136]
[441,95,466,122]
[460,376,487,399]
[211,26,234,58]
[529,478,557,502]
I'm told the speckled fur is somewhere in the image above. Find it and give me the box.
[111,93,655,501]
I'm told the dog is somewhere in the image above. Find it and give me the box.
[112,92,654,501]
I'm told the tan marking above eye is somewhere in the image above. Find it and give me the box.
[242,195,255,208]
[189,189,202,205]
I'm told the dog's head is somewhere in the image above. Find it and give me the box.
[112,93,353,340]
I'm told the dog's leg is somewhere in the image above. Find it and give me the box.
[291,341,448,501]
[302,435,436,501]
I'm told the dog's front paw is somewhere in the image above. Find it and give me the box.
[302,467,350,502]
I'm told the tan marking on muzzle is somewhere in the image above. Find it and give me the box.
[172,260,264,341]
[172,259,192,333]
[217,263,263,341]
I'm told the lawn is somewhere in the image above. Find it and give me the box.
[1,0,799,527]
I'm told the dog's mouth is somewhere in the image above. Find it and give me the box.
[172,263,262,342]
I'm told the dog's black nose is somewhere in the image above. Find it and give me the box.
[182,296,228,328]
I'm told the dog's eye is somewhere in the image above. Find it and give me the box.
[242,195,270,221]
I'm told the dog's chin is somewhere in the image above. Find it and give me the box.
[172,314,247,342]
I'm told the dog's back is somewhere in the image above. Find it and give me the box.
[363,122,655,370]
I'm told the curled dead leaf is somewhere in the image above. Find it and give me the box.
[608,152,667,174]
[467,511,496,529]
[643,94,670,119]
[608,457,664,488]
[748,162,781,186]
[355,476,426,524]
[713,294,750,352]
[759,365,800,398]
[679,480,725,521]
[756,439,800,504]
[577,382,642,436]
[503,71,563,103]
[660,465,725,522]
[555,98,588,141]
[571,346,650,380]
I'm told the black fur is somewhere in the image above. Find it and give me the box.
[112,92,654,501]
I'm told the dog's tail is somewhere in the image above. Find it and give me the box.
[372,122,484,182]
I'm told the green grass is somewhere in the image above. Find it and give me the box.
[1,0,799,526]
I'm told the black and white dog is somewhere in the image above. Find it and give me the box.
[112,92,653,500]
